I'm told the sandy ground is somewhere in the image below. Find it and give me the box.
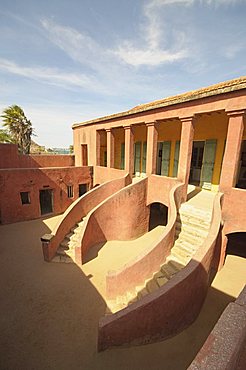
[0,215,246,370]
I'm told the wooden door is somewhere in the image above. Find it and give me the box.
[134,141,141,175]
[201,139,217,189]
[161,141,171,176]
[142,141,147,174]
[173,140,180,177]
[120,143,125,170]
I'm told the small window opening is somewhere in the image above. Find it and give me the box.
[20,192,30,205]
[67,185,74,198]
[79,183,87,197]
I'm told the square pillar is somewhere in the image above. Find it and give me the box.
[220,110,245,192]
[177,116,195,198]
[124,125,134,175]
[96,130,101,166]
[106,128,115,168]
[146,122,158,176]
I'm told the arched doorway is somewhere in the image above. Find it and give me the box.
[226,232,246,259]
[148,202,168,231]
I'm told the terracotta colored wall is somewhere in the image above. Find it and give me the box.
[93,166,127,186]
[0,144,75,169]
[41,174,130,262]
[106,180,182,299]
[0,166,92,224]
[189,285,246,370]
[73,89,246,171]
[98,193,223,351]
[222,188,246,234]
[147,175,179,207]
[79,178,149,263]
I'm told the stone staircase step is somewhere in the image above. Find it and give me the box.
[65,232,73,240]
[56,246,67,256]
[175,230,204,245]
[161,261,180,279]
[137,287,149,300]
[168,259,184,271]
[174,243,197,257]
[52,255,74,263]
[172,245,193,259]
[60,239,69,249]
[174,239,200,253]
[170,250,190,265]
[146,278,159,293]
[154,271,169,287]
[175,221,209,237]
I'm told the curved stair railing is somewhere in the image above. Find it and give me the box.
[41,174,131,262]
[98,192,223,351]
[105,182,184,300]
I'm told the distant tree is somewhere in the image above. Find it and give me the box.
[69,145,74,154]
[47,148,54,153]
[0,129,14,143]
[1,105,33,154]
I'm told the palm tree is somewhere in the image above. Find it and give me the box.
[1,105,33,154]
[0,129,14,143]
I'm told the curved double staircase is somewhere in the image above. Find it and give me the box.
[106,201,212,314]
[42,174,222,351]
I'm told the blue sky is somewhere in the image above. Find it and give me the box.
[0,0,246,147]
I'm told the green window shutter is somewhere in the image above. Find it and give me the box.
[104,150,107,167]
[173,140,180,177]
[121,143,125,170]
[201,139,217,189]
[161,141,171,176]
[142,141,147,173]
[156,142,163,175]
[134,142,141,174]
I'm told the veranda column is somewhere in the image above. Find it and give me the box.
[96,130,101,166]
[146,122,158,176]
[124,125,134,175]
[219,110,245,192]
[106,128,115,168]
[177,116,195,200]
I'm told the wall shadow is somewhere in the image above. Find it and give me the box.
[83,241,107,264]
[226,232,246,258]
[1,216,243,370]
[187,186,202,201]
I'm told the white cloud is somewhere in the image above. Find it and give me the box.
[0,58,109,93]
[115,44,187,66]
[41,18,110,73]
[113,0,188,67]
[114,0,242,67]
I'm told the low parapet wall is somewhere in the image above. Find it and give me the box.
[147,175,179,207]
[0,144,75,169]
[98,193,223,351]
[189,285,246,370]
[106,180,183,299]
[93,166,127,186]
[76,178,149,264]
[222,188,246,235]
[41,174,131,261]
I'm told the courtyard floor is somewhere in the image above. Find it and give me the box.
[0,215,245,370]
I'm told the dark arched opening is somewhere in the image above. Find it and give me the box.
[226,232,246,259]
[148,202,168,231]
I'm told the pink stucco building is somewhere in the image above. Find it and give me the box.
[1,76,245,358]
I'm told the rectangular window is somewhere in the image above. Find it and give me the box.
[20,191,30,205]
[79,184,87,197]
[67,185,74,198]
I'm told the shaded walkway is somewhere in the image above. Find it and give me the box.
[0,215,245,370]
